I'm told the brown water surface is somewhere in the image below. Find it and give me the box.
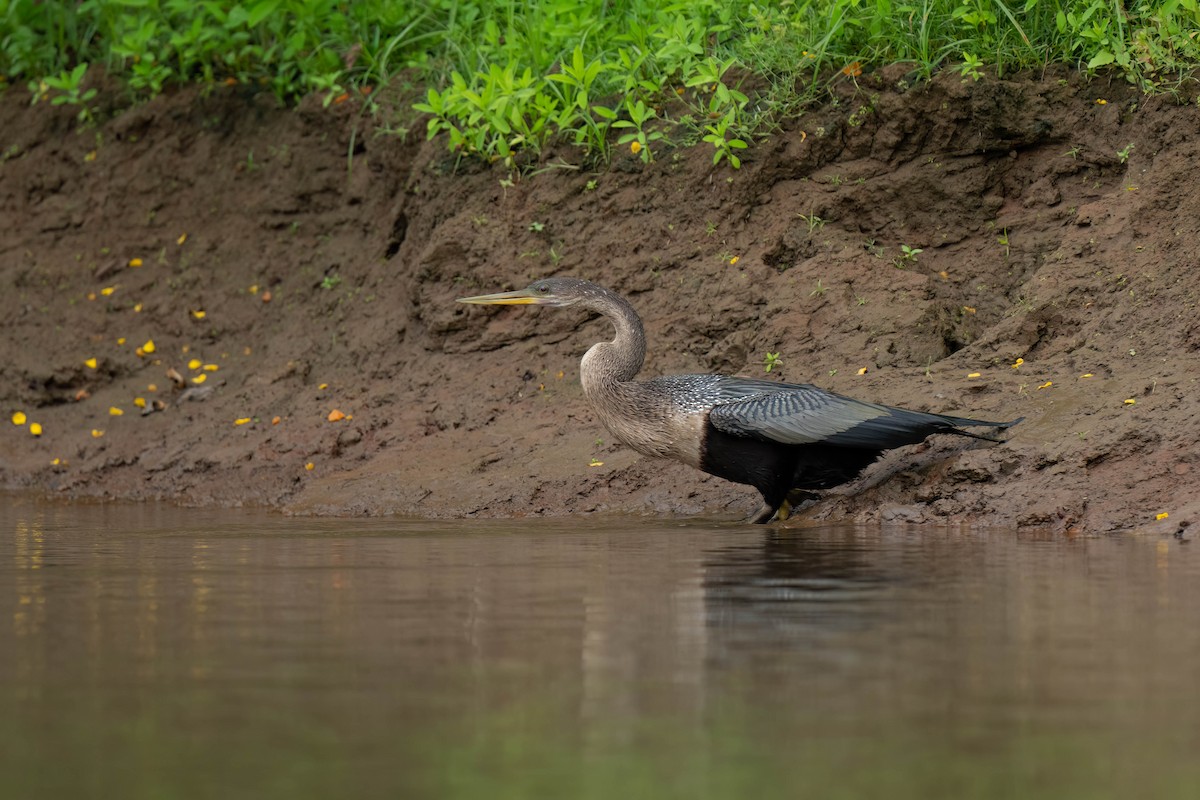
[1,494,1197,799]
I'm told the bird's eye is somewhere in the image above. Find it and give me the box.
[537,284,550,294]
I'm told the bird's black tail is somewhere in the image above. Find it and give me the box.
[935,414,1025,442]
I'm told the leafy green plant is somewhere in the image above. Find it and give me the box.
[612,97,664,163]
[896,244,923,267]
[763,352,782,373]
[34,62,98,124]
[702,110,748,169]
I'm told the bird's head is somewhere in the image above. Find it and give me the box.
[457,277,591,308]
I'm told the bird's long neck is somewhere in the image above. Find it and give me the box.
[579,286,646,386]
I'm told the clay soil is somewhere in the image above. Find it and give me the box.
[3,68,1199,533]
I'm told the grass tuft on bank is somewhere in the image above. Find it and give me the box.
[3,1,1200,167]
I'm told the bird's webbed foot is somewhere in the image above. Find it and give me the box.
[748,490,822,524]
[748,502,780,524]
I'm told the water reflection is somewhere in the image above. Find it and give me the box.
[1,494,1198,799]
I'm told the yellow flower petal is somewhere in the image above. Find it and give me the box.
[1011,358,1024,368]
[133,397,146,408]
[109,406,124,416]
[133,303,143,313]
[12,411,27,425]
[188,359,202,370]
[967,372,981,378]
[128,258,143,267]
[319,383,328,390]
[588,459,604,467]
[29,422,42,436]
[249,285,259,294]
[1124,398,1136,405]
[305,462,315,471]
[142,339,155,354]
[271,416,281,425]
[91,429,105,438]
[962,306,976,314]
[177,233,188,245]
[234,417,251,426]
[84,357,97,369]
[192,374,207,385]
[857,367,868,375]
[327,409,346,422]
[1156,512,1170,521]
[203,364,219,372]
[191,310,206,319]
[630,141,642,154]
[147,384,157,392]
[101,286,116,296]
[1037,381,1052,389]
[51,457,60,465]
[117,337,126,345]
[1080,373,1094,378]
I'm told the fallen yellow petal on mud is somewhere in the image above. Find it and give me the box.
[117,337,126,345]
[12,412,26,425]
[133,397,146,408]
[133,303,143,312]
[589,459,604,467]
[1124,398,1136,405]
[191,310,206,319]
[192,374,207,385]
[1080,373,1094,378]
[84,357,97,369]
[177,233,187,245]
[234,418,251,426]
[188,359,202,370]
[319,383,328,390]
[128,258,143,267]
[29,423,42,436]
[91,429,104,438]
[327,409,346,422]
[1037,381,1052,389]
[203,364,219,372]
[967,372,981,378]
[1156,512,1170,521]
[101,286,116,296]
[305,462,315,471]
[857,367,868,375]
[1011,358,1024,368]
[142,339,156,354]
[109,407,124,416]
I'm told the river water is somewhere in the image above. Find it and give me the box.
[1,494,1197,799]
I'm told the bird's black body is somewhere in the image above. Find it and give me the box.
[458,277,1022,523]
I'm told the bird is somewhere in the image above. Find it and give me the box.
[458,277,1023,523]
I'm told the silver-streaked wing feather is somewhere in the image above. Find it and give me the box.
[707,381,893,445]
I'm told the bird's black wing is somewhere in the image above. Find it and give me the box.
[706,377,1000,449]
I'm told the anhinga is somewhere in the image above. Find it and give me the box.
[458,277,1022,523]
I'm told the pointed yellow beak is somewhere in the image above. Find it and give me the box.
[457,289,542,305]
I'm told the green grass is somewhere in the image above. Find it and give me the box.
[3,1,1200,168]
